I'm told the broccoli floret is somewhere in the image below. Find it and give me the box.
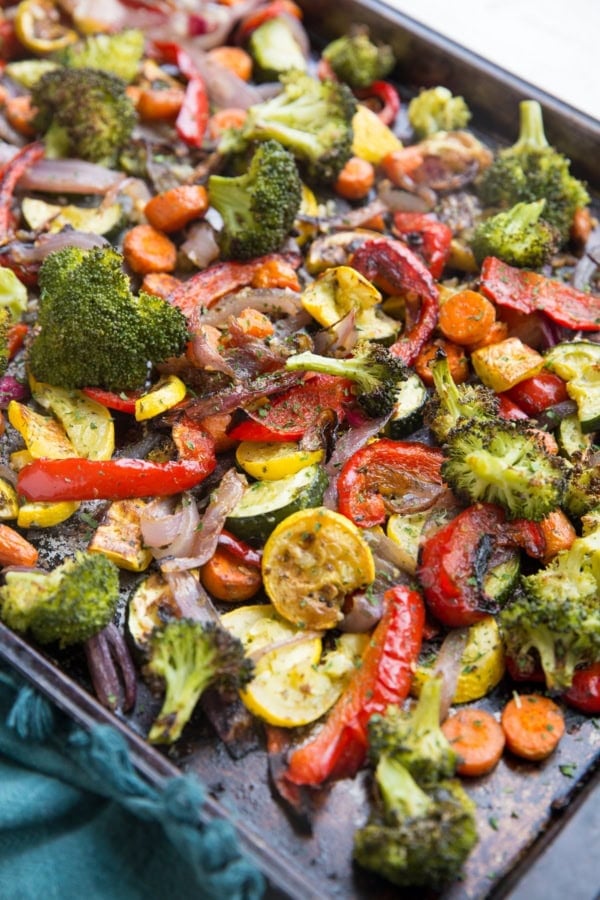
[424,352,499,442]
[441,418,566,521]
[0,551,119,647]
[223,70,357,184]
[353,755,477,888]
[368,676,457,784]
[31,67,137,167]
[322,28,395,90]
[500,527,600,690]
[470,199,559,268]
[146,619,253,744]
[564,462,600,518]
[28,246,189,391]
[55,29,144,82]
[285,341,407,418]
[408,86,471,138]
[477,100,589,244]
[248,16,307,81]
[208,140,302,260]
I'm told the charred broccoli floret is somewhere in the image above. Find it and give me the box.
[408,86,471,138]
[500,525,600,690]
[477,100,589,244]
[208,140,302,260]
[31,67,137,167]
[0,551,120,647]
[28,246,189,391]
[564,462,600,518]
[441,418,566,521]
[285,341,407,418]
[222,70,356,184]
[424,352,499,442]
[322,28,395,90]
[146,619,253,744]
[55,29,144,82]
[469,199,559,268]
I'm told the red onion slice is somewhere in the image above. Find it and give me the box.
[18,159,125,195]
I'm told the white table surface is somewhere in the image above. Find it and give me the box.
[384,0,600,121]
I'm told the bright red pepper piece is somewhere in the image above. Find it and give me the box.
[498,394,530,421]
[480,256,600,331]
[337,438,445,528]
[0,142,45,241]
[563,663,600,715]
[350,238,439,365]
[176,77,209,148]
[503,372,569,417]
[217,530,262,568]
[355,80,401,126]
[285,584,425,786]
[81,387,142,414]
[7,322,28,360]
[17,456,216,502]
[392,212,453,279]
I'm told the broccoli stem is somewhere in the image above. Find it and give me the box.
[512,100,549,153]
[286,350,379,391]
[148,669,212,744]
[376,756,433,820]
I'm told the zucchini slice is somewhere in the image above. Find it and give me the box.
[565,365,600,433]
[544,340,600,381]
[385,372,428,440]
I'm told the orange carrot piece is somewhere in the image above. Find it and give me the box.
[381,146,425,184]
[438,289,497,346]
[122,224,177,275]
[570,207,593,246]
[414,338,469,386]
[200,546,262,602]
[7,322,28,359]
[140,271,181,299]
[208,107,248,139]
[538,509,577,564]
[145,184,209,234]
[5,95,36,136]
[334,156,375,201]
[251,256,301,291]
[136,87,185,122]
[0,523,39,567]
[232,307,274,339]
[501,693,565,761]
[441,708,505,777]
[206,45,253,81]
[466,319,509,352]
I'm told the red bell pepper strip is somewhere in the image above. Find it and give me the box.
[355,80,401,126]
[503,372,569,417]
[227,374,351,442]
[150,40,199,80]
[81,387,142,414]
[0,142,45,241]
[498,394,530,421]
[337,438,445,528]
[17,456,216,502]
[480,256,600,331]
[217,530,262,568]
[392,212,453,280]
[350,239,439,365]
[563,663,600,715]
[418,503,534,628]
[285,584,425,786]
[176,77,209,148]
[505,652,546,684]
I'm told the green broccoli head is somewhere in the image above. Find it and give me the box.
[564,463,600,518]
[477,100,589,244]
[286,342,407,418]
[441,418,567,521]
[31,67,137,167]
[322,29,395,90]
[28,246,189,391]
[353,755,477,889]
[470,199,560,268]
[208,139,302,260]
[0,551,120,647]
[228,70,357,184]
[501,529,600,690]
[424,351,499,442]
[368,676,457,784]
[408,86,471,138]
[55,29,144,82]
[146,619,253,745]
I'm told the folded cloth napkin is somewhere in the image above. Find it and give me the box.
[0,666,264,900]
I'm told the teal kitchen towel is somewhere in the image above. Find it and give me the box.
[0,667,264,900]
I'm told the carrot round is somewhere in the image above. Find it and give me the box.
[136,87,185,122]
[200,546,262,602]
[414,338,469,386]
[145,185,209,234]
[207,46,253,81]
[334,156,375,201]
[122,224,177,275]
[441,707,505,777]
[466,319,509,352]
[438,289,497,346]
[0,523,39,568]
[501,693,565,761]
[208,107,248,139]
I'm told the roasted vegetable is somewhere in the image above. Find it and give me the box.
[424,351,499,442]
[470,199,560,268]
[408,86,471,138]
[322,28,395,90]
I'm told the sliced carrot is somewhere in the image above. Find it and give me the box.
[438,289,497,346]
[334,156,375,201]
[208,107,248,139]
[414,338,469,386]
[200,545,262,602]
[538,509,577,564]
[0,523,39,567]
[501,693,565,761]
[441,707,505,777]
[381,146,426,185]
[5,95,36,137]
[122,224,177,275]
[466,319,509,352]
[251,256,301,291]
[140,271,181,300]
[231,307,274,339]
[145,184,209,234]
[136,87,185,122]
[207,45,253,81]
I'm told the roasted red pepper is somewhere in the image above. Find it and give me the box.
[337,438,445,527]
[503,372,569,417]
[176,77,209,148]
[350,239,439,365]
[7,322,28,361]
[217,530,262,568]
[0,142,45,241]
[17,456,216,502]
[285,584,425,786]
[227,374,351,442]
[563,663,600,715]
[498,394,530,421]
[480,256,600,331]
[417,503,528,628]
[392,212,453,279]
[81,387,142,414]
[356,80,401,126]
